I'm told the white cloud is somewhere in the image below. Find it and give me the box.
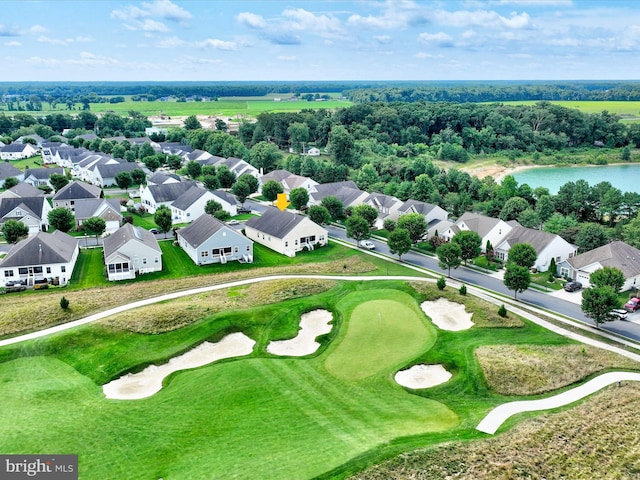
[508,52,533,58]
[414,52,443,58]
[418,32,454,47]
[139,19,169,32]
[142,0,192,22]
[282,8,344,36]
[434,9,531,29]
[347,0,428,29]
[29,25,47,34]
[4,41,21,47]
[37,35,95,46]
[111,0,191,31]
[70,52,118,66]
[237,12,267,29]
[197,38,238,50]
[490,0,573,5]
[156,36,186,48]
[26,56,61,66]
[373,35,392,44]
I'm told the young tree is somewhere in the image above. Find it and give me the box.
[308,205,332,225]
[351,204,378,228]
[507,243,537,269]
[231,181,251,206]
[82,216,106,246]
[581,286,621,328]
[213,209,231,222]
[503,263,531,299]
[2,219,29,243]
[397,213,427,244]
[383,219,396,232]
[49,173,69,192]
[204,200,224,216]
[203,174,219,190]
[216,165,236,189]
[589,266,625,293]
[345,215,370,244]
[185,160,202,179]
[48,207,75,233]
[437,242,462,277]
[261,180,284,202]
[183,115,202,130]
[130,168,146,186]
[388,227,412,260]
[452,230,482,265]
[236,173,259,195]
[320,196,344,221]
[289,187,309,210]
[115,171,133,191]
[2,177,19,190]
[154,205,172,238]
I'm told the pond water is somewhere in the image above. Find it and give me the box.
[513,164,640,194]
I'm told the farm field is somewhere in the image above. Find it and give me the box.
[0,279,636,479]
[500,100,640,120]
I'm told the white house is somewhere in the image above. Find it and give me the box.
[0,162,24,187]
[52,181,102,211]
[0,143,37,160]
[103,223,162,281]
[558,241,640,290]
[245,207,327,257]
[147,171,181,186]
[308,181,369,208]
[23,167,65,190]
[170,187,237,224]
[444,212,519,252]
[494,225,578,272]
[398,199,449,224]
[139,181,198,214]
[93,162,142,188]
[0,183,44,200]
[260,169,318,193]
[73,198,123,234]
[363,193,404,229]
[177,214,253,265]
[0,230,79,287]
[0,196,52,235]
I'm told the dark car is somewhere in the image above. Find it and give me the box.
[564,281,582,292]
[624,297,640,312]
[149,228,159,234]
[237,206,252,214]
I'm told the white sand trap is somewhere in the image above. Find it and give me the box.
[103,332,255,400]
[267,309,333,356]
[421,298,474,331]
[395,364,452,389]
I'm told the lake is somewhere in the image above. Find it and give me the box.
[513,164,640,194]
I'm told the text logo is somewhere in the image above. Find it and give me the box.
[0,455,77,479]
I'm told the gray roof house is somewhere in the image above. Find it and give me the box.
[0,182,44,199]
[309,181,369,208]
[558,241,640,291]
[23,167,65,189]
[0,196,52,234]
[74,198,123,234]
[103,223,162,281]
[177,214,253,265]
[495,225,578,273]
[139,180,198,214]
[399,200,449,224]
[364,192,403,229]
[0,143,38,160]
[245,207,328,257]
[147,171,180,186]
[93,161,142,188]
[444,212,519,252]
[0,230,79,287]
[52,181,102,211]
[260,169,318,193]
[171,187,237,224]
[0,162,24,187]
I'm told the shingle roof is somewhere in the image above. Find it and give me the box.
[212,189,237,206]
[148,172,180,185]
[177,214,229,247]
[365,193,401,209]
[399,199,440,216]
[6,183,43,197]
[95,162,140,179]
[53,180,102,201]
[146,181,197,203]
[310,182,367,207]
[261,170,293,183]
[73,198,121,221]
[171,186,209,211]
[456,212,503,238]
[245,207,312,238]
[24,167,64,180]
[0,231,77,267]
[0,197,47,220]
[499,225,560,254]
[0,163,22,179]
[1,143,30,153]
[103,223,161,259]
[568,241,640,278]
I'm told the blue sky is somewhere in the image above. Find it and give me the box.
[2,0,640,81]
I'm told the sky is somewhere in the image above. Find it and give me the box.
[2,0,640,82]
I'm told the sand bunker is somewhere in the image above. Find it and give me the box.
[421,298,474,331]
[103,332,256,400]
[395,364,452,389]
[267,309,333,356]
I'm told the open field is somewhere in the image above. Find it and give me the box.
[0,280,637,479]
[500,100,640,120]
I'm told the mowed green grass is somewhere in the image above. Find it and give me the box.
[500,100,640,119]
[0,284,458,480]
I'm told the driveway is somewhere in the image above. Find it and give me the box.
[548,288,583,305]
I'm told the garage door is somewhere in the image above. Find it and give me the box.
[577,272,590,286]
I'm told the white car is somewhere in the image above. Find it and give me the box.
[358,240,376,250]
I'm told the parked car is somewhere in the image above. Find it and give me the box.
[237,206,252,214]
[3,284,26,293]
[564,281,582,292]
[358,240,376,250]
[610,308,628,320]
[227,219,240,225]
[149,228,159,234]
[624,297,640,312]
[33,279,49,290]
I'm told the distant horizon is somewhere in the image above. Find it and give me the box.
[3,1,640,82]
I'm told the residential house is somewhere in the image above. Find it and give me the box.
[103,223,162,281]
[399,199,450,239]
[305,147,321,156]
[73,153,119,184]
[0,182,44,200]
[52,180,102,211]
[260,169,318,193]
[147,171,181,186]
[170,187,237,224]
[0,195,52,235]
[444,212,518,252]
[363,193,403,229]
[217,157,260,179]
[0,162,24,187]
[0,143,38,160]
[427,219,455,240]
[494,225,578,272]
[23,167,66,190]
[177,214,253,265]
[309,181,369,208]
[0,230,79,287]
[93,161,142,188]
[15,134,46,147]
[184,149,213,164]
[558,241,640,291]
[245,207,327,257]
[139,180,197,214]
[74,198,123,234]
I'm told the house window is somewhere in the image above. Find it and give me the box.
[154,257,159,263]
[555,256,561,262]
[560,267,569,277]
[320,236,325,241]
[143,258,147,264]
[201,251,209,257]
[235,247,238,253]
[4,270,13,277]
[61,266,66,273]
[33,266,43,274]
[46,267,51,274]
[285,241,288,247]
[246,245,250,251]
[18,268,28,275]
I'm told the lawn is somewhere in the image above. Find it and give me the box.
[499,100,640,120]
[2,155,43,171]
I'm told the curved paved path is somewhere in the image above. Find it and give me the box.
[476,371,640,434]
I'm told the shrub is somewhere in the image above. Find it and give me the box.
[459,284,467,295]
[60,296,70,310]
[136,206,147,215]
[436,277,446,290]
[498,304,507,317]
[548,273,555,283]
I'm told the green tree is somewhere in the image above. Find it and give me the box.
[287,122,310,153]
[351,204,378,228]
[49,173,69,192]
[437,242,462,277]
[60,296,70,310]
[231,181,251,206]
[204,200,223,216]
[203,174,219,190]
[503,263,531,299]
[114,171,133,191]
[328,124,356,167]
[48,207,75,233]
[575,223,608,252]
[154,205,172,238]
[436,276,446,290]
[250,141,282,173]
[536,195,555,223]
[346,215,371,244]
[452,230,482,266]
[507,242,537,269]
[261,180,284,202]
[216,165,236,188]
[589,266,625,293]
[213,209,231,222]
[131,168,146,186]
[289,187,309,210]
[397,213,427,244]
[581,286,621,328]
[388,227,412,260]
[185,160,202,179]
[517,208,541,229]
[499,196,529,221]
[1,219,29,243]
[82,216,106,246]
[320,196,344,221]
[183,115,202,130]
[2,176,19,190]
[236,173,259,195]
[543,213,578,234]
[308,205,332,225]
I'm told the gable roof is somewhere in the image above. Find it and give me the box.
[146,180,197,203]
[261,169,293,183]
[399,199,442,216]
[365,192,401,209]
[94,162,140,179]
[177,214,233,247]
[568,241,640,278]
[456,212,506,238]
[212,189,237,206]
[53,180,101,201]
[148,171,180,185]
[0,231,77,267]
[171,186,209,211]
[24,167,64,180]
[1,143,32,153]
[245,207,316,238]
[103,223,161,258]
[73,198,122,222]
[499,225,564,254]
[4,183,44,198]
[0,197,48,221]
[0,162,22,179]
[310,182,367,207]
